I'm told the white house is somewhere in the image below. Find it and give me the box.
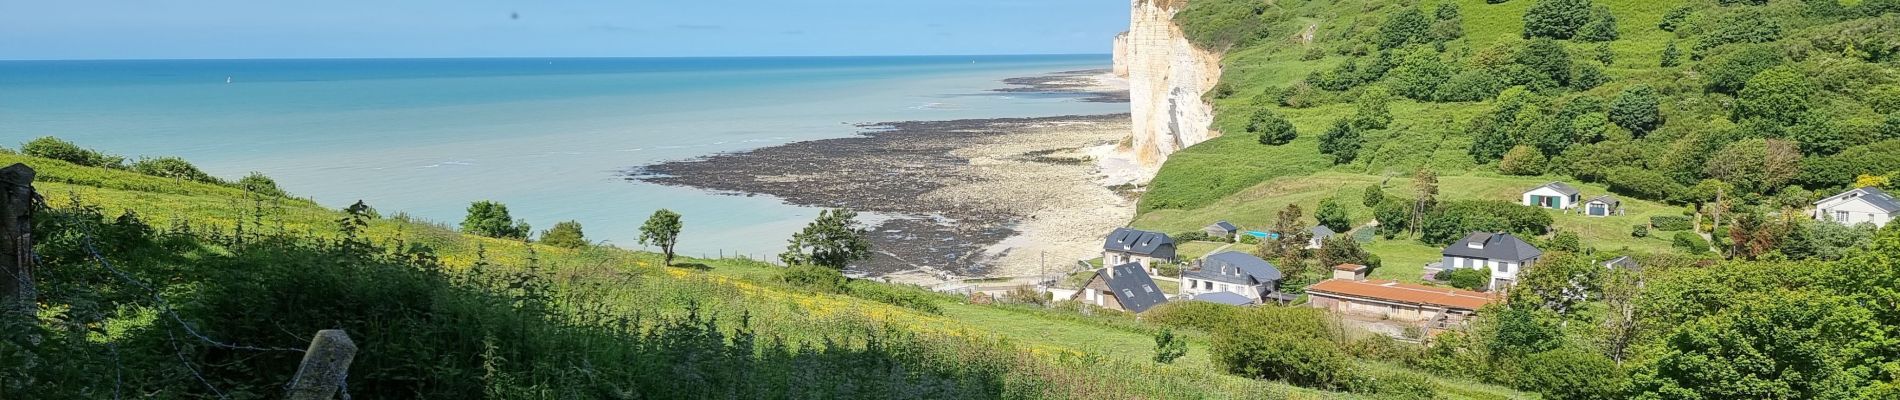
[1180,252,1289,304]
[1581,195,1623,217]
[1102,227,1177,274]
[1813,187,1896,228]
[1522,182,1582,210]
[1439,232,1543,291]
[1306,225,1336,249]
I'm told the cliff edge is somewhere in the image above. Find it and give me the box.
[1122,0,1222,167]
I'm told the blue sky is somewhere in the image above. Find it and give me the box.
[0,0,1127,60]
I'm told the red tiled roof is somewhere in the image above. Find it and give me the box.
[1306,279,1494,311]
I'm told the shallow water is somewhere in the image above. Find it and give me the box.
[0,55,1121,257]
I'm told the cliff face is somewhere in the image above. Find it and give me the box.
[1123,0,1222,166]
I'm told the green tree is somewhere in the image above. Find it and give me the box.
[1735,65,1815,126]
[21,136,124,168]
[460,201,531,239]
[1374,198,1412,238]
[779,208,872,270]
[1633,293,1879,399]
[1659,41,1681,67]
[1431,3,1465,42]
[1702,45,1783,95]
[1251,110,1299,145]
[639,209,684,266]
[1519,347,1631,400]
[1361,185,1385,208]
[1705,139,1803,195]
[539,220,588,249]
[1523,0,1595,40]
[1315,199,1351,233]
[1316,119,1363,164]
[1318,235,1379,271]
[1263,204,1311,279]
[1575,5,1619,42]
[1881,113,1900,141]
[1548,231,1582,252]
[1609,84,1663,136]
[1388,50,1454,101]
[1154,327,1189,364]
[1592,42,1614,65]
[1658,6,1691,32]
[1499,145,1550,176]
[1437,68,1507,102]
[1517,39,1574,88]
[1352,86,1394,130]
[237,172,286,197]
[1378,7,1431,49]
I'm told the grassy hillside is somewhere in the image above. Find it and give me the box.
[1145,0,1900,263]
[0,148,1533,398]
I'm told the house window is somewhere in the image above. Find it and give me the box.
[1499,263,1512,273]
[1836,211,1851,221]
[1143,285,1154,293]
[1122,289,1134,298]
[1204,281,1213,290]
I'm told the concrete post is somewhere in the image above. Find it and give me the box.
[0,163,36,315]
[286,329,357,400]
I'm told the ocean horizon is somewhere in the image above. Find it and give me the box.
[0,54,1122,258]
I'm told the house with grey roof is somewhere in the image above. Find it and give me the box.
[1203,220,1241,241]
[1070,262,1169,313]
[1439,232,1543,290]
[1181,291,1255,307]
[1181,252,1289,304]
[1582,195,1622,217]
[1306,225,1336,249]
[1102,227,1176,274]
[1813,187,1896,228]
[1522,182,1582,210]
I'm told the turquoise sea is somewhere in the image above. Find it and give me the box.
[0,55,1122,257]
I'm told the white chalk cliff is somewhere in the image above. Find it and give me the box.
[1118,0,1222,166]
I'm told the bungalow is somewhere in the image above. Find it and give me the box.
[1306,275,1495,325]
[1102,227,1176,274]
[1180,252,1289,304]
[1203,220,1241,241]
[1439,232,1542,291]
[1813,187,1896,228]
[1307,225,1336,249]
[1070,262,1169,313]
[1581,195,1623,217]
[1522,182,1582,210]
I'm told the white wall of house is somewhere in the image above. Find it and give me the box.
[1103,251,1163,274]
[1583,200,1617,217]
[1180,277,1263,300]
[1814,198,1892,228]
[1522,187,1577,209]
[1441,255,1526,290]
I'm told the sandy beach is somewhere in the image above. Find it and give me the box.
[634,70,1138,283]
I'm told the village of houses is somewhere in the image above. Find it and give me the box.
[947,182,1896,341]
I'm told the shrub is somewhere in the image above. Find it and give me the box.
[1317,119,1363,164]
[1606,167,1685,201]
[1378,7,1431,49]
[1575,5,1619,42]
[1735,65,1815,126]
[1523,0,1595,40]
[1572,62,1609,90]
[1692,9,1782,55]
[1362,185,1386,208]
[1517,39,1574,87]
[1660,41,1682,67]
[538,220,588,248]
[1351,86,1394,130]
[1702,45,1784,95]
[1315,199,1352,234]
[131,156,220,183]
[460,200,531,239]
[1651,216,1693,231]
[1388,50,1453,101]
[1659,6,1691,32]
[1672,231,1711,254]
[1609,85,1663,136]
[236,172,286,197]
[1436,68,1507,102]
[21,136,123,168]
[1154,327,1189,364]
[1212,308,1359,390]
[1632,224,1650,238]
[1438,268,1491,291]
[1518,347,1632,400]
[1353,369,1439,398]
[1251,110,1299,145]
[1001,285,1049,306]
[779,264,848,293]
[846,281,944,315]
[1499,145,1549,175]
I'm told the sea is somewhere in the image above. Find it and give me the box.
[0,55,1122,258]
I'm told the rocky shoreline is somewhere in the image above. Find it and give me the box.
[630,71,1136,282]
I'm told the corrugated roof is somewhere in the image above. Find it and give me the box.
[1103,228,1176,257]
[1307,279,1494,310]
[1530,181,1581,196]
[1584,195,1619,207]
[1208,220,1240,231]
[1184,251,1281,285]
[1099,262,1169,313]
[1441,232,1542,262]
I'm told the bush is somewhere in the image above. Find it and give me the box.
[21,136,123,168]
[460,200,531,239]
[1517,39,1574,88]
[1610,85,1663,136]
[1499,145,1549,175]
[1378,7,1431,49]
[1251,110,1299,145]
[1154,327,1189,364]
[1660,41,1682,67]
[1606,167,1685,201]
[1352,86,1394,130]
[1631,225,1650,238]
[1735,65,1815,126]
[1659,6,1691,32]
[1651,215,1692,231]
[1575,5,1619,42]
[1702,45,1784,95]
[236,172,287,197]
[1352,369,1439,399]
[1518,347,1632,400]
[778,264,848,293]
[1174,230,1212,242]
[846,280,944,315]
[1211,308,1359,390]
[131,156,221,183]
[1672,232,1710,254]
[1438,268,1492,291]
[539,220,588,249]
[1523,0,1595,40]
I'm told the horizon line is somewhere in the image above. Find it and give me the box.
[0,52,1113,63]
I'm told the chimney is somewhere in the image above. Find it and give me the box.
[1332,264,1368,281]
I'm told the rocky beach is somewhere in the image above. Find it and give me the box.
[632,70,1137,283]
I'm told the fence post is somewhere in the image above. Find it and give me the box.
[0,164,36,315]
[286,329,357,400]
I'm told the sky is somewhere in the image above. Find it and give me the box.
[0,0,1128,60]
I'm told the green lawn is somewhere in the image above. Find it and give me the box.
[1177,240,1236,259]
